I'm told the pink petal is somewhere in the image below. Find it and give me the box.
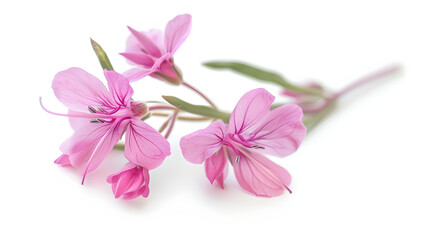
[246,104,306,157]
[164,14,192,54]
[228,88,275,135]
[123,68,154,82]
[104,70,134,107]
[68,119,129,176]
[107,162,137,183]
[146,29,165,51]
[52,67,115,112]
[123,168,150,199]
[111,169,137,198]
[68,110,90,130]
[54,154,71,166]
[180,121,227,164]
[229,149,292,197]
[204,147,227,184]
[215,163,228,189]
[127,26,162,58]
[124,118,171,170]
[119,52,155,67]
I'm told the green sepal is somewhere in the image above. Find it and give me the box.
[90,38,114,71]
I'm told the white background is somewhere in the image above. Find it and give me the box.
[1,0,428,239]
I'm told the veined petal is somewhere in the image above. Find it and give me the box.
[205,147,227,185]
[119,52,155,67]
[164,14,192,54]
[180,121,227,164]
[52,67,115,112]
[104,70,134,107]
[229,149,292,197]
[125,118,171,170]
[127,26,162,58]
[68,110,90,130]
[246,104,306,157]
[68,119,129,176]
[228,88,274,135]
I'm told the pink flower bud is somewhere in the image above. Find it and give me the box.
[107,163,150,200]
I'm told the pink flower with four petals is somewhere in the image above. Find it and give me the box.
[121,14,192,84]
[42,67,170,198]
[180,88,306,197]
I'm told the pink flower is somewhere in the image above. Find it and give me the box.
[107,163,150,199]
[121,14,192,85]
[180,88,306,197]
[42,67,171,185]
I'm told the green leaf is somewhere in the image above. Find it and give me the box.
[204,61,325,97]
[90,38,114,71]
[162,96,230,122]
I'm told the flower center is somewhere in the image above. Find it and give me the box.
[87,105,122,124]
[228,133,265,150]
[130,102,149,118]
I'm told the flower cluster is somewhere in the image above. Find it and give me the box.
[42,14,398,200]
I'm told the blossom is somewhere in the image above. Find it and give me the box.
[180,88,306,197]
[42,67,171,185]
[121,14,192,85]
[107,163,150,199]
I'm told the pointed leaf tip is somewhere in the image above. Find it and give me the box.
[90,38,114,71]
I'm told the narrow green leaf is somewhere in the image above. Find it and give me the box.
[204,61,325,97]
[90,38,114,71]
[204,61,287,86]
[162,96,230,122]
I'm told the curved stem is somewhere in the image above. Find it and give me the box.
[182,81,218,109]
[148,105,178,111]
[151,112,212,121]
[164,111,178,139]
[332,64,400,99]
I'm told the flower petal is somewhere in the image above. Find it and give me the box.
[68,110,90,130]
[127,26,162,58]
[123,68,154,82]
[205,147,227,184]
[245,104,306,157]
[228,88,274,135]
[54,154,71,166]
[104,70,134,107]
[119,52,155,67]
[111,168,137,198]
[180,121,227,164]
[146,29,164,51]
[67,119,129,176]
[52,67,114,112]
[229,149,292,197]
[125,118,171,170]
[164,14,192,54]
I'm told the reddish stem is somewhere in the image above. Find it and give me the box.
[182,81,218,109]
[164,111,178,139]
[332,64,400,99]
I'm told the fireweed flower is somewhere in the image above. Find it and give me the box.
[107,163,150,199]
[41,67,171,188]
[121,14,192,84]
[180,88,306,197]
